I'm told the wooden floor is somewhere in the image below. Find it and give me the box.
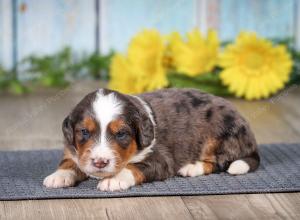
[0,82,300,220]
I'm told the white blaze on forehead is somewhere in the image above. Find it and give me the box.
[89,89,123,173]
[93,89,123,130]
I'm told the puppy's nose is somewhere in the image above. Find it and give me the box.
[92,158,109,169]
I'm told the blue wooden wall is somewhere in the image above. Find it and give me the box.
[17,0,95,61]
[0,0,298,69]
[219,0,295,40]
[0,0,13,68]
[100,0,198,53]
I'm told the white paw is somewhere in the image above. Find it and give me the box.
[43,169,76,188]
[227,160,249,175]
[178,162,204,177]
[97,168,135,191]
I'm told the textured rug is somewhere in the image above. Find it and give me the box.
[0,143,299,200]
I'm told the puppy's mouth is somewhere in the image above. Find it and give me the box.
[82,159,117,178]
[89,170,115,179]
[88,167,119,179]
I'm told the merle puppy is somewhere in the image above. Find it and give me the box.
[44,88,260,191]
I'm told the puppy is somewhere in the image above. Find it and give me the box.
[43,88,260,191]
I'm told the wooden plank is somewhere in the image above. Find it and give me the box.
[16,0,95,62]
[195,0,220,34]
[230,96,300,144]
[206,0,220,30]
[0,0,13,68]
[0,81,102,150]
[183,194,258,220]
[219,0,295,41]
[196,0,208,34]
[0,197,193,220]
[274,87,300,135]
[294,0,300,51]
[99,0,197,53]
[182,193,300,220]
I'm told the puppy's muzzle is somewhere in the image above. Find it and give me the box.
[92,158,110,169]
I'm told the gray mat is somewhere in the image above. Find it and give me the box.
[0,143,300,200]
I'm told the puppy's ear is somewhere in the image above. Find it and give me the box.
[126,95,155,149]
[136,113,154,150]
[62,116,74,148]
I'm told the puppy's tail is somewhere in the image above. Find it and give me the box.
[227,151,260,175]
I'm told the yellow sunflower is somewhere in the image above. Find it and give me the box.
[219,32,293,100]
[169,29,219,76]
[108,54,144,94]
[109,30,168,94]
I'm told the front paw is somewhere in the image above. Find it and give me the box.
[178,162,204,177]
[97,168,135,191]
[43,169,76,188]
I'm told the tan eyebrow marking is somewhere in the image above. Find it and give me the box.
[82,117,97,131]
[108,119,126,134]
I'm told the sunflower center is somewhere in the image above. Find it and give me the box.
[243,51,265,70]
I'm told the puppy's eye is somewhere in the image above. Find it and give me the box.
[115,131,127,140]
[81,129,90,140]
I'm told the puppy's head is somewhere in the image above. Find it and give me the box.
[62,89,154,178]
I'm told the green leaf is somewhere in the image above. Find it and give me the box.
[168,72,232,97]
[8,80,29,95]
